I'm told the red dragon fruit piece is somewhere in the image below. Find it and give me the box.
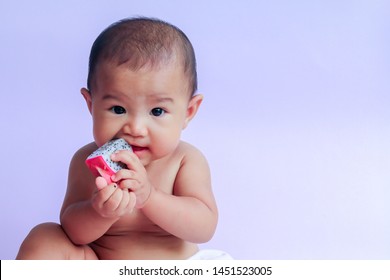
[85,138,132,184]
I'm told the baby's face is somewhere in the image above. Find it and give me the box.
[84,62,193,166]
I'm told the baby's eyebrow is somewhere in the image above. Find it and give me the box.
[149,96,174,103]
[100,92,174,103]
[101,93,120,100]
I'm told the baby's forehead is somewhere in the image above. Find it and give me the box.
[98,58,189,80]
[93,60,192,96]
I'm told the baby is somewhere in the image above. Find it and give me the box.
[17,17,227,260]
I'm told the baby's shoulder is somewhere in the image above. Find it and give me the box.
[152,141,207,173]
[175,141,206,159]
[174,141,209,167]
[70,142,98,166]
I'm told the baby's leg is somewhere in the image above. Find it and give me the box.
[16,222,98,260]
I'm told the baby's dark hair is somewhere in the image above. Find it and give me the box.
[87,17,197,96]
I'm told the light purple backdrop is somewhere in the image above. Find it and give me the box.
[1,0,389,260]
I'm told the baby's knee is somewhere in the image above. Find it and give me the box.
[16,222,70,259]
[17,222,97,260]
[28,222,65,242]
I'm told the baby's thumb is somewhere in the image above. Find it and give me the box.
[95,176,108,190]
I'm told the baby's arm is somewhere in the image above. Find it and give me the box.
[145,145,218,243]
[60,143,135,245]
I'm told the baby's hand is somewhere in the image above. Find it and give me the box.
[110,150,152,208]
[91,176,136,218]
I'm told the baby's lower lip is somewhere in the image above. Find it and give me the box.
[132,146,148,156]
[132,146,146,151]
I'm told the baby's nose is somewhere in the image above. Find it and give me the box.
[124,117,148,137]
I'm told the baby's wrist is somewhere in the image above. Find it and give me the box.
[138,185,154,209]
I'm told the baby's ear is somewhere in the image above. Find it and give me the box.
[183,94,203,129]
[81,88,93,114]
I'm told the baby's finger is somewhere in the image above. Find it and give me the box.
[111,169,136,183]
[96,183,117,200]
[92,183,117,211]
[119,178,139,191]
[103,186,123,210]
[111,150,142,171]
[116,189,136,214]
[95,176,108,190]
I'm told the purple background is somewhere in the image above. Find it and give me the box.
[1,0,389,260]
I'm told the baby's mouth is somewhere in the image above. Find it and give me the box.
[131,146,148,157]
[132,146,146,151]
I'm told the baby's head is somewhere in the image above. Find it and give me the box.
[87,17,197,97]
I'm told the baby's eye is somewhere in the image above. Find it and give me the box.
[150,107,165,117]
[110,106,126,115]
